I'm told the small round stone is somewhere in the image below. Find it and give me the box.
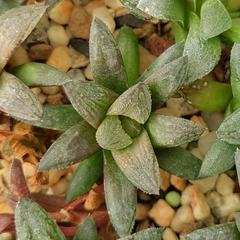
[165,191,181,208]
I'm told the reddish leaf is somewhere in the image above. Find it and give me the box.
[0,213,14,233]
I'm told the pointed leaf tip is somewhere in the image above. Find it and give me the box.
[107,82,151,124]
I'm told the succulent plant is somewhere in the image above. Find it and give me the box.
[1,0,240,239]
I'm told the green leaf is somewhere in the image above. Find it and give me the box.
[224,0,240,12]
[96,115,132,150]
[67,151,103,202]
[10,62,70,87]
[183,14,221,84]
[0,0,21,15]
[112,128,160,194]
[200,0,232,40]
[0,71,43,120]
[118,227,164,240]
[0,5,47,71]
[119,0,155,20]
[38,121,101,171]
[235,150,240,191]
[120,116,142,138]
[144,55,188,110]
[15,198,66,240]
[137,41,185,83]
[104,150,137,237]
[64,80,118,128]
[116,25,139,87]
[182,79,232,113]
[73,216,98,240]
[221,18,240,44]
[230,43,240,104]
[181,222,240,240]
[137,0,185,24]
[155,147,202,180]
[13,105,83,131]
[90,17,128,94]
[107,82,151,124]
[198,138,237,178]
[172,22,188,42]
[145,113,205,148]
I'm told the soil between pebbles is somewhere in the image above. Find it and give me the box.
[0,1,238,240]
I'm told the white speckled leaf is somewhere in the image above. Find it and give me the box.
[235,150,240,193]
[15,198,65,240]
[137,0,185,23]
[96,115,132,150]
[198,138,237,178]
[112,128,160,195]
[183,13,221,84]
[0,71,43,120]
[118,227,164,240]
[217,108,240,144]
[107,82,151,124]
[0,5,47,71]
[39,121,101,171]
[73,216,98,240]
[182,222,240,240]
[104,150,137,237]
[145,113,205,147]
[64,80,118,128]
[200,0,231,40]
[90,17,128,95]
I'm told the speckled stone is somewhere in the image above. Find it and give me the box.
[29,44,53,61]
[69,45,90,68]
[26,28,49,45]
[68,4,92,39]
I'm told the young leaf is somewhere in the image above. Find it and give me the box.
[181,222,240,240]
[230,43,240,105]
[118,227,164,240]
[172,22,188,42]
[137,41,185,83]
[38,121,101,171]
[0,213,15,233]
[155,147,202,180]
[120,0,155,20]
[116,25,139,87]
[0,0,21,15]
[145,113,205,148]
[200,0,232,40]
[0,5,47,71]
[183,13,221,84]
[73,216,98,240]
[182,79,232,113]
[104,150,137,237]
[112,128,160,195]
[198,138,237,178]
[107,82,151,124]
[10,62,70,87]
[96,115,132,150]
[144,56,188,110]
[0,71,43,121]
[63,80,118,128]
[90,17,128,94]
[137,0,185,24]
[217,108,240,144]
[15,198,66,240]
[67,151,103,202]
[13,105,83,131]
[221,18,240,44]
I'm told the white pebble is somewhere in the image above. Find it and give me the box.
[66,68,86,81]
[205,190,223,209]
[84,64,93,80]
[198,130,217,156]
[103,0,124,9]
[37,92,47,104]
[41,86,60,95]
[163,227,179,240]
[189,175,218,194]
[47,25,70,47]
[31,87,41,96]
[135,203,151,221]
[190,147,204,160]
[216,173,235,195]
[92,7,116,33]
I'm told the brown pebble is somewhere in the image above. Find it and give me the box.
[29,44,53,61]
[68,4,92,40]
